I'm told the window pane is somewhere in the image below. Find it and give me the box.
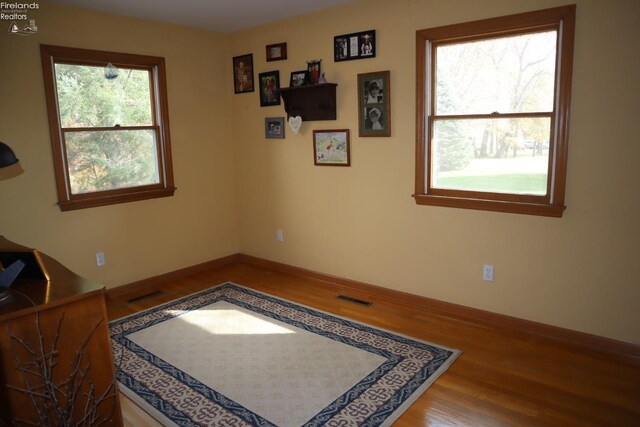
[55,64,153,128]
[436,31,557,115]
[431,117,550,195]
[64,129,159,194]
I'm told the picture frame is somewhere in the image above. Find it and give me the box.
[232,53,254,94]
[313,129,350,166]
[358,70,390,137]
[258,70,281,107]
[265,117,285,139]
[307,60,321,84]
[290,70,309,87]
[266,42,287,62]
[334,30,376,62]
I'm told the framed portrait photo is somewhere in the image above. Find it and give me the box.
[334,30,376,62]
[258,70,281,107]
[358,70,390,137]
[290,70,309,87]
[266,42,287,62]
[313,129,350,166]
[265,117,285,139]
[233,54,254,94]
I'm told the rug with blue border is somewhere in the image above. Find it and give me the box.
[110,282,460,426]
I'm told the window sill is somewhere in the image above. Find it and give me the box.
[58,187,176,211]
[412,194,565,217]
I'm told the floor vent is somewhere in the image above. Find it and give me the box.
[127,291,162,303]
[337,294,372,306]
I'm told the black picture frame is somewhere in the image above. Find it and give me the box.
[232,53,254,94]
[265,117,285,139]
[313,129,350,166]
[334,30,376,62]
[258,70,281,107]
[358,70,391,137]
[290,70,310,87]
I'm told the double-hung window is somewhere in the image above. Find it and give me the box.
[414,6,575,217]
[41,45,175,211]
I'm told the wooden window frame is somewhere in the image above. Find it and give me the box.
[414,5,575,217]
[40,45,175,211]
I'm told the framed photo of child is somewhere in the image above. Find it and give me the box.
[358,70,390,137]
[258,70,281,107]
[233,54,254,94]
[265,117,285,139]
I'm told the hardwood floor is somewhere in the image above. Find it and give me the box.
[106,262,640,426]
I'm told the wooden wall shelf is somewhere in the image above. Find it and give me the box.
[279,83,337,121]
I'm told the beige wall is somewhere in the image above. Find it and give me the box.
[231,0,640,344]
[0,2,240,286]
[1,0,638,345]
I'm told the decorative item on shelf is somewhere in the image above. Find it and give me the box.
[318,73,327,84]
[290,70,310,87]
[307,59,321,84]
[358,70,391,137]
[266,42,287,62]
[334,30,376,62]
[232,53,254,94]
[288,116,303,134]
[104,62,119,80]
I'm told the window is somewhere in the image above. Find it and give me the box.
[414,5,575,217]
[40,45,175,211]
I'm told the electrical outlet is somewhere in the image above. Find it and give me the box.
[96,252,105,267]
[276,229,284,242]
[483,264,494,282]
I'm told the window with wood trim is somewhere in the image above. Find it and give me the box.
[414,5,575,217]
[40,45,175,211]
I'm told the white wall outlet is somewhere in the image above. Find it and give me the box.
[96,252,106,267]
[276,229,284,242]
[483,264,494,282]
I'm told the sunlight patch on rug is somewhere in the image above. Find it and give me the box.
[127,301,385,426]
[110,283,460,426]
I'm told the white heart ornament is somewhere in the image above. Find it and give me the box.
[288,116,302,134]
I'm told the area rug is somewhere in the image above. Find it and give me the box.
[110,282,460,426]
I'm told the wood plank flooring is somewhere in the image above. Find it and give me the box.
[106,262,640,426]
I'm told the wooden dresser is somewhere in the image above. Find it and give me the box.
[0,236,122,425]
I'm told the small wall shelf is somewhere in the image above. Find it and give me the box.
[279,83,337,121]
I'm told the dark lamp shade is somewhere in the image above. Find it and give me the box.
[0,141,19,168]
